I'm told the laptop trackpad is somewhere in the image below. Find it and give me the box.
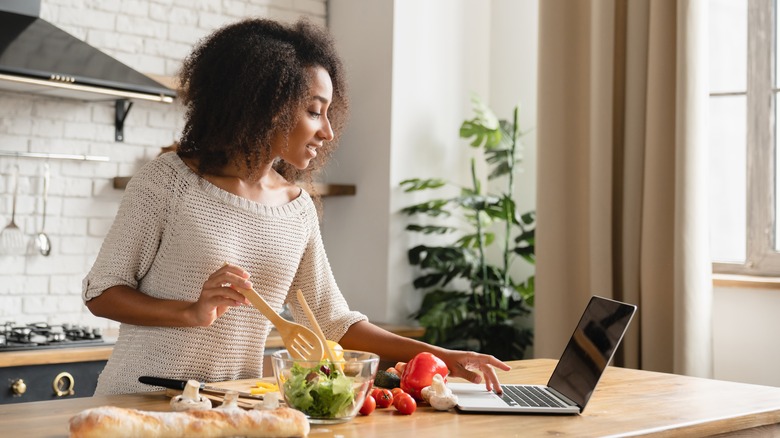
[448,383,507,408]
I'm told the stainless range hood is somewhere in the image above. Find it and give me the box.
[0,2,175,103]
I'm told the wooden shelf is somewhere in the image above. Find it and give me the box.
[112,176,355,197]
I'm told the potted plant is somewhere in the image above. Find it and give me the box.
[399,95,535,360]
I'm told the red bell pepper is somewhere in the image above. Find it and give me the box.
[400,352,448,400]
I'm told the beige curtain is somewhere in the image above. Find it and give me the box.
[535,0,712,377]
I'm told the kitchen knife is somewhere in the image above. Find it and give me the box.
[138,376,265,400]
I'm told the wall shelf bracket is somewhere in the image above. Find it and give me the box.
[115,99,134,142]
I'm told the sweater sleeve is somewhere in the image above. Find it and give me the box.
[82,158,176,302]
[287,199,367,342]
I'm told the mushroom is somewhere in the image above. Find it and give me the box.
[169,380,212,411]
[216,390,241,411]
[255,391,282,410]
[425,374,458,411]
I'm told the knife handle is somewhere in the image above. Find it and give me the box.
[138,376,200,390]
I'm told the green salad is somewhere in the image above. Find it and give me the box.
[283,361,355,418]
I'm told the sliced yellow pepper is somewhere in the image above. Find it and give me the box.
[250,380,279,395]
[324,340,345,362]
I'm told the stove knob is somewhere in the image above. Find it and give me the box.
[11,379,26,396]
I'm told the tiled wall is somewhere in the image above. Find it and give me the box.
[0,0,327,328]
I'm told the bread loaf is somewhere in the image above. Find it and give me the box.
[68,405,309,437]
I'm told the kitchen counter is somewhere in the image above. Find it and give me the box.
[4,358,780,437]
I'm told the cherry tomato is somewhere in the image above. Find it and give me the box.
[391,387,405,401]
[359,394,376,416]
[372,388,394,409]
[394,393,416,415]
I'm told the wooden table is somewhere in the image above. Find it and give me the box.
[3,358,780,437]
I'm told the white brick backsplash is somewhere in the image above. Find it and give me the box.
[22,296,56,314]
[60,8,117,31]
[85,0,122,14]
[119,0,150,17]
[31,119,65,138]
[0,0,324,324]
[0,257,26,275]
[64,178,98,198]
[168,23,209,44]
[0,275,49,294]
[32,100,91,122]
[116,15,168,39]
[60,161,119,179]
[56,218,89,236]
[0,297,23,317]
[62,122,103,142]
[144,38,191,61]
[198,11,235,30]
[6,116,33,136]
[151,5,198,26]
[50,274,84,295]
[62,198,119,219]
[25,254,88,275]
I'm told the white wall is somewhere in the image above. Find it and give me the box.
[713,286,780,386]
[325,0,538,324]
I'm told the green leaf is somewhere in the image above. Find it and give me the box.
[405,224,455,234]
[399,199,452,217]
[399,178,448,192]
[456,232,495,249]
[460,120,502,149]
[457,194,501,211]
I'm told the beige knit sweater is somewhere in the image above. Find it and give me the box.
[83,152,366,395]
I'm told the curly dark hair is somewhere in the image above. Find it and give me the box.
[176,18,349,184]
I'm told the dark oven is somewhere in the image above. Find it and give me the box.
[0,322,110,404]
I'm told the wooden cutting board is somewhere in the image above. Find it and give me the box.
[164,378,275,410]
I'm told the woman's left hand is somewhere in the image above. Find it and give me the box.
[437,350,512,394]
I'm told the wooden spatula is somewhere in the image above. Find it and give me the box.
[236,286,324,361]
[296,289,338,363]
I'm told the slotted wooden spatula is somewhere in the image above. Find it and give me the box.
[236,286,324,361]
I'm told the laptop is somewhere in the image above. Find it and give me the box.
[450,295,637,414]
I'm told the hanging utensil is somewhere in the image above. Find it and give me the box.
[235,285,324,361]
[0,164,25,253]
[35,163,51,256]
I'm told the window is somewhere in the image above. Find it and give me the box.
[709,0,780,276]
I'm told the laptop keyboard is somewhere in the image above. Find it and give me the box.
[499,385,568,408]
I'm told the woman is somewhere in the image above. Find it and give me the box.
[83,17,509,396]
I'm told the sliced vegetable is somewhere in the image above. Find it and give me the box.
[324,340,345,362]
[250,380,280,395]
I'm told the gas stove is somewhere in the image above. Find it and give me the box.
[0,322,106,351]
[0,322,110,404]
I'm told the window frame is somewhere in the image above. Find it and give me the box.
[712,0,780,277]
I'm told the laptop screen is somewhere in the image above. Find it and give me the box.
[546,296,637,410]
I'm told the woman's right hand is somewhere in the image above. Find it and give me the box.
[187,263,252,326]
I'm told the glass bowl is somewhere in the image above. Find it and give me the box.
[271,349,379,424]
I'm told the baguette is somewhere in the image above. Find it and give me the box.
[68,405,309,437]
